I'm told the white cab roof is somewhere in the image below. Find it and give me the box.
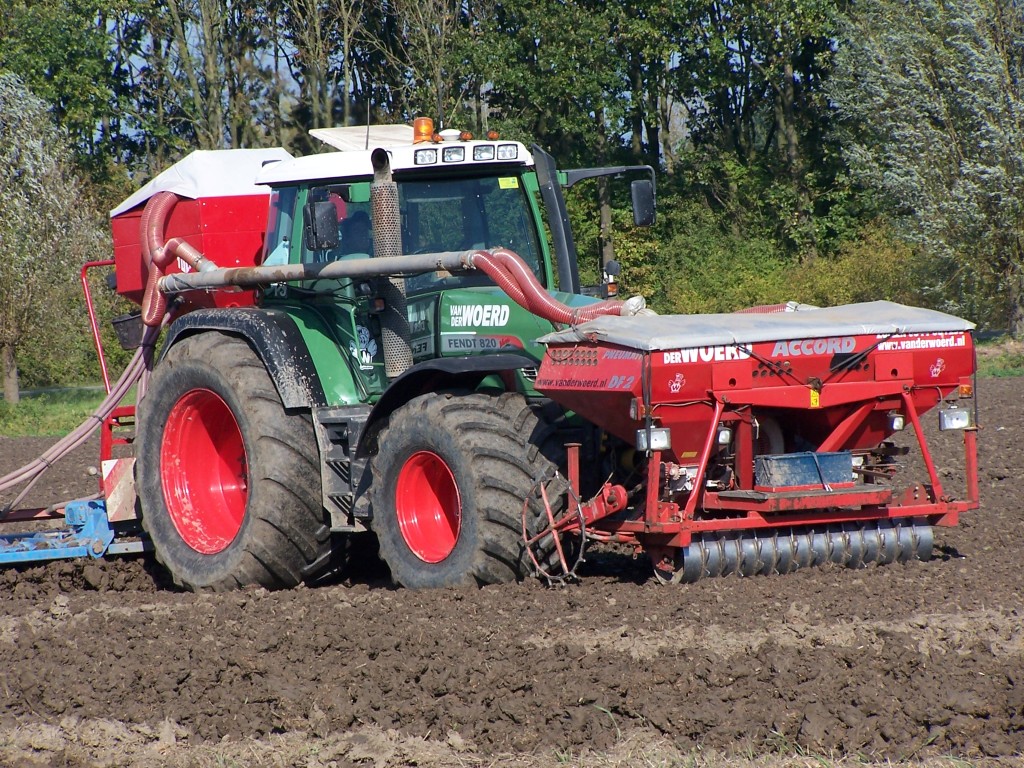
[256,138,534,186]
[110,147,293,217]
[310,125,415,151]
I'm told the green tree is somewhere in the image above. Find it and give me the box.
[0,0,118,179]
[830,0,1024,334]
[0,74,106,403]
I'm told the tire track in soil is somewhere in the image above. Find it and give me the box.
[0,377,1022,764]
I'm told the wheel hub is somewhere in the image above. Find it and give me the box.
[395,451,461,563]
[160,388,248,555]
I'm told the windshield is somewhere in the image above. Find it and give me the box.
[294,172,545,293]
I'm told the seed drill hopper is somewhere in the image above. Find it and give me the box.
[525,304,978,583]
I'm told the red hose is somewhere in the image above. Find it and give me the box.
[139,192,216,327]
[139,192,181,327]
[472,248,625,325]
[470,251,529,307]
[492,248,624,321]
[163,237,207,269]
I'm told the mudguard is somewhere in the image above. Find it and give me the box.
[355,353,538,457]
[160,307,328,408]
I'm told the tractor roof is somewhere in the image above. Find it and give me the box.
[256,124,534,186]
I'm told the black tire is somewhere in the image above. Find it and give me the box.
[369,391,565,589]
[136,331,330,591]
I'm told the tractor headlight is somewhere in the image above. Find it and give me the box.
[938,406,973,431]
[442,146,465,162]
[414,148,438,165]
[888,411,905,432]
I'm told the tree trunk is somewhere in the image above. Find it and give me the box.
[2,342,18,406]
[775,60,817,262]
[1009,263,1024,339]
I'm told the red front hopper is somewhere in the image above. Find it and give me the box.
[531,301,979,582]
[109,148,292,310]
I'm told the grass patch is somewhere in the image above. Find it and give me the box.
[0,387,109,437]
[975,338,1024,378]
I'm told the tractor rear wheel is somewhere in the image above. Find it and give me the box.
[136,331,330,591]
[369,392,564,589]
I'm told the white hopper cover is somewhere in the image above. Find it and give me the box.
[110,147,293,218]
[538,301,976,351]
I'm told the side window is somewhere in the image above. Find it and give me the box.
[262,187,297,266]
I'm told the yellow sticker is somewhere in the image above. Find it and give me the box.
[809,390,821,408]
[498,177,519,189]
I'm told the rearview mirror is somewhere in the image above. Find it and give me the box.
[631,180,656,227]
[303,201,340,251]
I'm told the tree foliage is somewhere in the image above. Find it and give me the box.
[0,74,108,401]
[830,0,1024,334]
[1,0,1021,395]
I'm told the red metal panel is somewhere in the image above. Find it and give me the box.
[110,194,269,311]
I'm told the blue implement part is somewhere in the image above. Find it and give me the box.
[0,500,146,564]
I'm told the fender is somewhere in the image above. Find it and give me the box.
[161,307,327,408]
[355,352,538,458]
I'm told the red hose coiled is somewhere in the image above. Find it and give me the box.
[140,192,180,327]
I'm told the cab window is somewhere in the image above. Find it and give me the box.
[296,173,545,293]
[262,187,298,266]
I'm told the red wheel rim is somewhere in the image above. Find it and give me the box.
[396,451,461,563]
[160,389,248,555]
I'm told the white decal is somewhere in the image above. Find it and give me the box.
[662,345,751,364]
[876,333,967,351]
[349,325,378,370]
[668,373,685,393]
[930,358,946,377]
[771,337,856,357]
[449,304,511,327]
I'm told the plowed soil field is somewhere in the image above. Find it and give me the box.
[1,377,1022,768]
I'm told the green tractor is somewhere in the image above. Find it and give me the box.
[111,121,656,590]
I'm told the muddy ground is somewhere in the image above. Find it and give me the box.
[0,378,1021,767]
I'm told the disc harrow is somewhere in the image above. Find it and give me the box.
[653,519,933,584]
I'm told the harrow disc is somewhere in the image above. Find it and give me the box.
[653,519,933,584]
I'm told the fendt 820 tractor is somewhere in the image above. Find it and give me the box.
[0,119,979,590]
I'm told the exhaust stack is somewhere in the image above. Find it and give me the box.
[370,148,413,379]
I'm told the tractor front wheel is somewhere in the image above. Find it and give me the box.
[369,392,562,589]
[136,331,329,591]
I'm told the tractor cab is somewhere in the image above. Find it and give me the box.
[254,120,654,400]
